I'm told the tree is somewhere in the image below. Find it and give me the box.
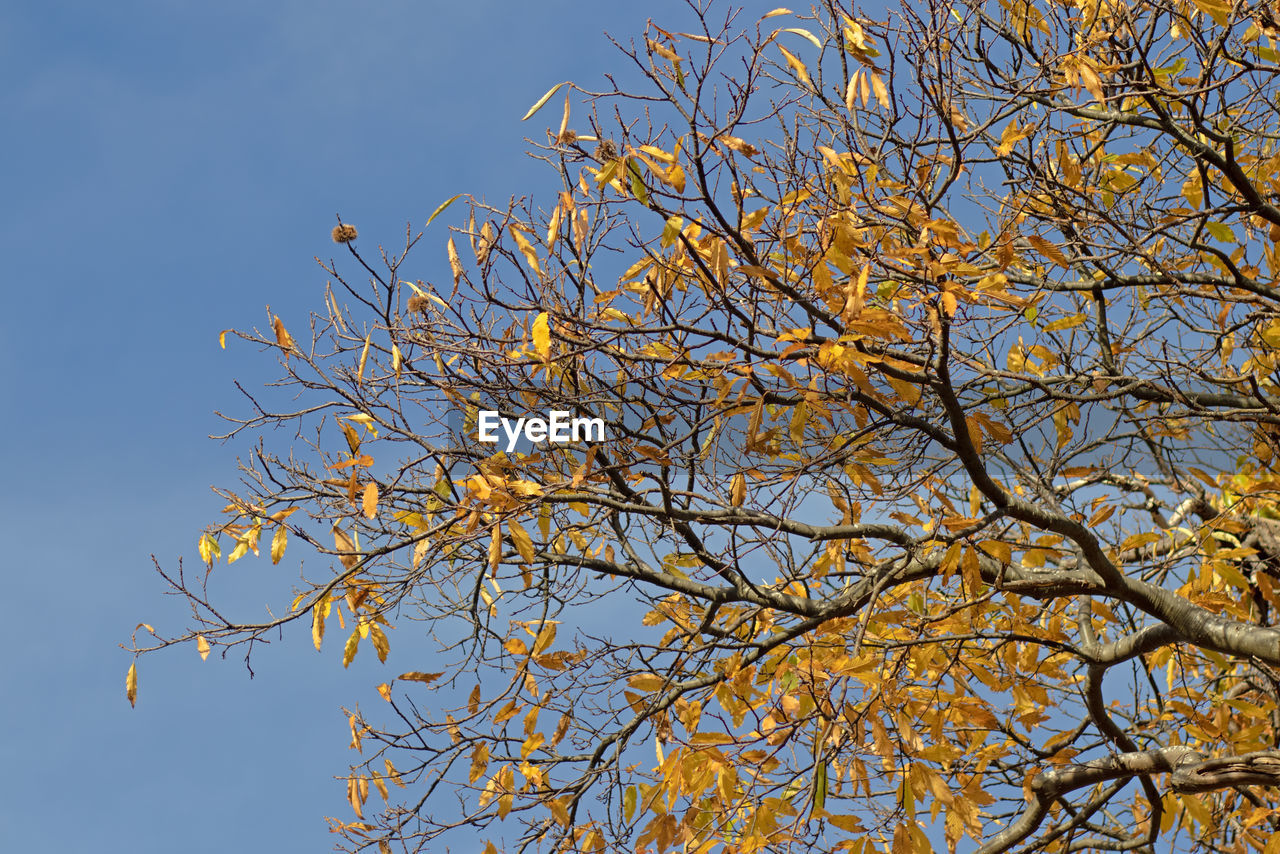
[130,0,1280,851]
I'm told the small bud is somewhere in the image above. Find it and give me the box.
[332,224,359,244]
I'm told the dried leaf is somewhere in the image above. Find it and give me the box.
[196,634,211,661]
[333,525,359,570]
[272,315,295,357]
[398,671,445,684]
[362,482,379,519]
[447,236,463,285]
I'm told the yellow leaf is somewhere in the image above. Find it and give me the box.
[270,525,287,564]
[313,600,326,651]
[362,482,379,519]
[762,7,793,18]
[508,519,536,563]
[1190,0,1231,26]
[347,775,365,818]
[730,472,747,506]
[126,661,138,708]
[489,524,503,570]
[333,525,359,570]
[425,193,463,228]
[447,236,463,285]
[779,27,821,50]
[777,44,811,87]
[869,72,890,108]
[196,634,211,661]
[521,731,545,759]
[941,290,957,317]
[342,627,361,667]
[391,344,401,381]
[511,226,542,275]
[532,621,558,655]
[469,743,490,783]
[218,329,231,349]
[370,624,390,664]
[521,80,570,121]
[532,312,552,360]
[198,532,220,566]
[226,538,250,565]
[357,333,371,382]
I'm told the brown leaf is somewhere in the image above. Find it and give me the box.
[272,315,295,358]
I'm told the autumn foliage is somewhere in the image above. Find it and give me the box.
[133,0,1280,851]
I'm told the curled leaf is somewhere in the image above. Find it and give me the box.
[521,81,571,121]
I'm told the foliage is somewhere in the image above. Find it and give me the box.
[132,0,1280,851]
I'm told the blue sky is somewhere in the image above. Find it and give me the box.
[0,2,692,850]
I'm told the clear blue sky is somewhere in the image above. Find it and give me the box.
[0,2,692,849]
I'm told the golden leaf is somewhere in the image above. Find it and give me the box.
[508,519,536,563]
[532,312,551,360]
[196,634,211,661]
[777,44,811,87]
[532,621,558,655]
[270,525,287,564]
[312,601,326,651]
[730,472,747,506]
[342,627,361,668]
[362,482,378,519]
[489,524,502,570]
[510,226,543,275]
[357,333,371,382]
[469,743,490,783]
[347,775,365,818]
[125,661,138,708]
